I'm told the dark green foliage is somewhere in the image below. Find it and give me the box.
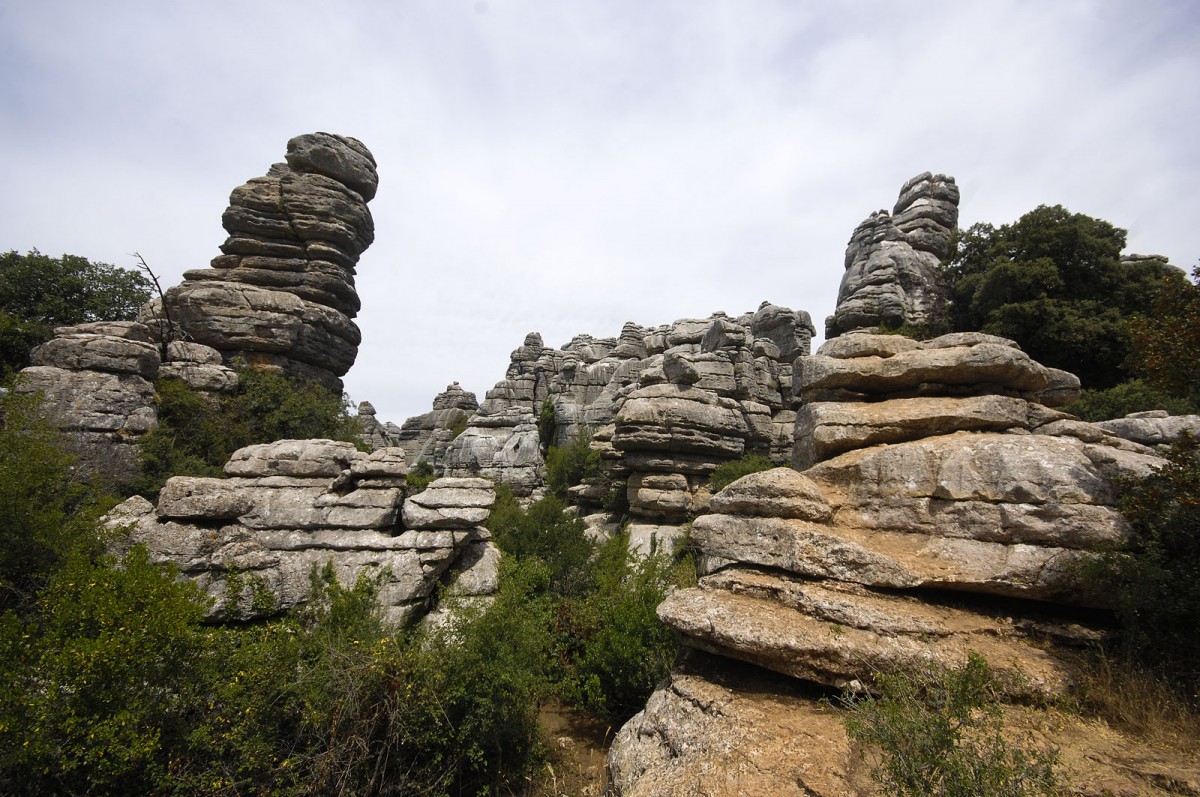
[707,453,774,493]
[565,532,683,723]
[447,409,469,440]
[544,426,600,498]
[1062,379,1198,422]
[132,364,362,498]
[842,653,1060,797]
[405,459,437,493]
[1128,265,1200,407]
[0,249,153,376]
[537,398,557,451]
[943,206,1178,388]
[0,550,555,796]
[0,547,211,795]
[489,485,597,598]
[1091,435,1200,693]
[0,391,111,612]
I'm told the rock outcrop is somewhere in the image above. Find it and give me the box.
[147,132,378,391]
[107,440,498,625]
[435,305,815,531]
[825,172,959,338]
[394,383,479,466]
[608,333,1198,795]
[13,321,161,482]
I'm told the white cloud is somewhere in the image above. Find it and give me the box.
[2,0,1196,421]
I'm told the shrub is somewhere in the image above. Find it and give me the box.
[489,485,597,598]
[537,397,557,450]
[565,532,682,723]
[544,426,600,498]
[132,364,363,499]
[842,653,1060,797]
[1062,379,1198,422]
[1092,434,1200,693]
[707,453,774,493]
[447,409,469,440]
[405,459,437,493]
[0,390,112,612]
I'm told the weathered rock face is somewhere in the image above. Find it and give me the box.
[826,172,959,339]
[609,333,1190,795]
[148,132,377,391]
[393,383,479,466]
[107,440,498,625]
[356,400,402,450]
[14,321,161,482]
[1094,409,1200,450]
[434,305,815,523]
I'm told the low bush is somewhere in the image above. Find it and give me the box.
[707,453,774,493]
[564,532,684,723]
[841,653,1060,797]
[544,426,600,498]
[1062,379,1197,421]
[132,364,363,499]
[489,485,597,598]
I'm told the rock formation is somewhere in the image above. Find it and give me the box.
[106,440,498,625]
[825,172,959,338]
[13,321,161,482]
[393,383,480,466]
[608,333,1199,795]
[147,132,378,391]
[433,305,816,544]
[356,400,403,450]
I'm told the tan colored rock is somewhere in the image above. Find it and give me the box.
[793,395,1034,468]
[660,568,1073,698]
[795,343,1049,399]
[707,467,831,521]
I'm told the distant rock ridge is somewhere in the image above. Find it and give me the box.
[428,304,817,529]
[826,171,959,338]
[394,383,480,467]
[145,132,379,391]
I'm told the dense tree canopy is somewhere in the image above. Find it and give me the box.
[0,249,153,377]
[942,206,1181,388]
[1128,265,1200,407]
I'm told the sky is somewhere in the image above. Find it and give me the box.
[2,0,1197,423]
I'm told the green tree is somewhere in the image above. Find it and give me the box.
[1128,264,1200,407]
[943,207,1178,388]
[0,391,111,612]
[0,249,153,377]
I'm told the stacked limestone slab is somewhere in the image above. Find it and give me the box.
[106,440,498,625]
[826,172,959,339]
[14,321,161,481]
[150,132,378,391]
[437,305,814,526]
[393,382,480,467]
[607,333,1200,795]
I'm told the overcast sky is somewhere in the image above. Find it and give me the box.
[3,0,1197,422]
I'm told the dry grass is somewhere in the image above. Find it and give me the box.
[1066,650,1200,753]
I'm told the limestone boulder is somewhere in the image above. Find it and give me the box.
[401,477,495,530]
[707,467,831,521]
[1095,411,1200,448]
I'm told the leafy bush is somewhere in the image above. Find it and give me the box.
[1092,434,1200,693]
[565,532,683,723]
[405,459,437,493]
[489,485,597,598]
[1062,379,1198,422]
[1128,264,1200,406]
[544,426,600,498]
[447,409,469,440]
[0,547,211,795]
[707,453,774,493]
[0,390,112,612]
[132,364,362,498]
[537,397,557,450]
[842,653,1060,797]
[0,249,153,376]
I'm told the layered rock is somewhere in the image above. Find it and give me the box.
[148,132,378,391]
[826,172,959,338]
[1094,409,1200,450]
[393,383,479,465]
[356,401,402,450]
[435,305,815,524]
[610,333,1186,794]
[14,321,161,482]
[107,440,497,625]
